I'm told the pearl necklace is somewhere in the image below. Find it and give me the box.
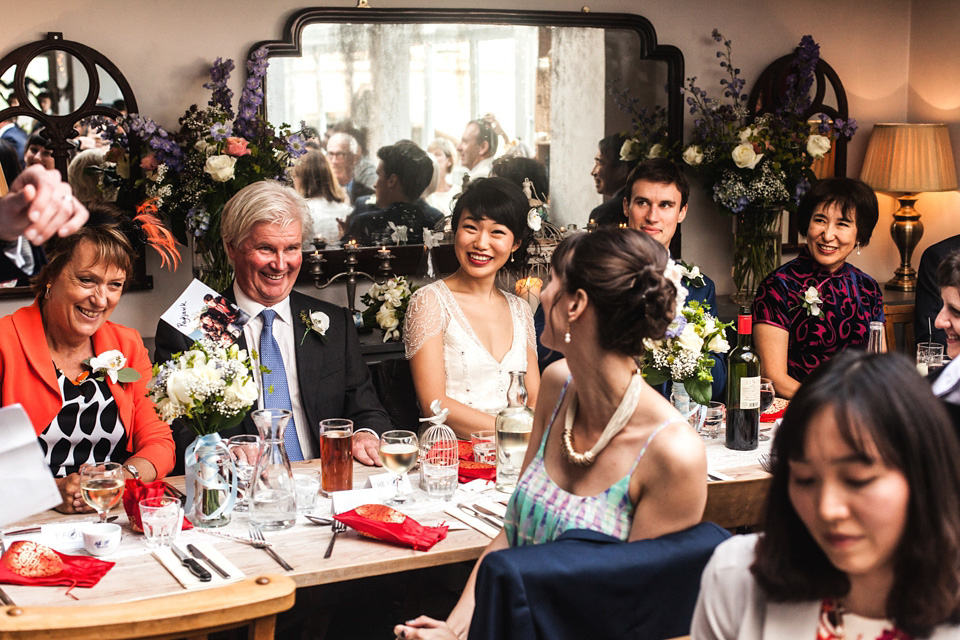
[561,369,643,467]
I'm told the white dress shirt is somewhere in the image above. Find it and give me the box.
[233,284,317,460]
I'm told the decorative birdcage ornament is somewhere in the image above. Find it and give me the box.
[418,400,459,498]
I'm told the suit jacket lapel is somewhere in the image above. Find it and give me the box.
[290,292,325,451]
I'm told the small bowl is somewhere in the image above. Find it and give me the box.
[82,522,121,556]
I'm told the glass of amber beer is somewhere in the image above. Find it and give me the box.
[320,419,354,496]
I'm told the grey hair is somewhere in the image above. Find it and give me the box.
[427,137,458,174]
[220,180,313,254]
[67,148,107,206]
[327,132,360,156]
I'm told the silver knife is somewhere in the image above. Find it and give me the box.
[186,543,230,579]
[171,544,211,582]
[470,503,504,523]
[458,504,503,530]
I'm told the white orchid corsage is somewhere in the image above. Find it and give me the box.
[799,286,823,318]
[82,349,141,384]
[677,259,706,288]
[299,310,330,345]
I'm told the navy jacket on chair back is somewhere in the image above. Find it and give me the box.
[469,522,731,640]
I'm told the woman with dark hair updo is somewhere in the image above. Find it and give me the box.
[693,350,960,638]
[404,176,539,439]
[0,205,175,513]
[397,227,707,640]
[753,177,883,398]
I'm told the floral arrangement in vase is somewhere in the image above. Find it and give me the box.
[148,339,259,526]
[642,300,732,408]
[681,30,858,302]
[94,47,308,291]
[361,277,419,342]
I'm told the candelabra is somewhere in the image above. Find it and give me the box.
[307,241,395,313]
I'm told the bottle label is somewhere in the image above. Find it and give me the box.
[739,376,761,409]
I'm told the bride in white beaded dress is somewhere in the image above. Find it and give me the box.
[403,177,540,439]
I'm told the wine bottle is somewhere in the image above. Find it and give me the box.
[495,371,534,492]
[726,307,761,451]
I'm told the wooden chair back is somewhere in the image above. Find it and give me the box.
[0,575,296,640]
[702,476,771,531]
[883,302,915,355]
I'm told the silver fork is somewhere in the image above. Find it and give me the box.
[324,520,347,559]
[248,525,294,571]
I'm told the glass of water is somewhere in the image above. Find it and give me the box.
[701,402,725,440]
[422,458,459,501]
[139,496,180,548]
[294,470,320,513]
[227,434,261,512]
[470,431,496,464]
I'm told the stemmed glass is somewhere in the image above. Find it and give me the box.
[378,430,419,505]
[227,435,262,512]
[759,378,775,441]
[79,462,125,522]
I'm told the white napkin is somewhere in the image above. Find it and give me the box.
[444,505,501,538]
[153,542,245,590]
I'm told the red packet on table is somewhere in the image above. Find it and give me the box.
[335,504,448,551]
[122,479,193,533]
[458,460,495,484]
[458,440,475,461]
[761,398,789,423]
[0,540,113,588]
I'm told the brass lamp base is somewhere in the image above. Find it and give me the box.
[885,194,922,292]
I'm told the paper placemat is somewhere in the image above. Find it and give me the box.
[153,541,245,590]
[443,506,500,538]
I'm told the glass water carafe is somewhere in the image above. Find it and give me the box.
[495,371,534,492]
[249,409,297,530]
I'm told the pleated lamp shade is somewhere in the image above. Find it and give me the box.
[860,123,958,193]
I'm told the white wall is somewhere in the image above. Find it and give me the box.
[1,0,920,336]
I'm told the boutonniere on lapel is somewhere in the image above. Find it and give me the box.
[81,350,141,384]
[677,259,706,288]
[299,310,330,345]
[797,286,824,318]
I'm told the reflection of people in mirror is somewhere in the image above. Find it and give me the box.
[342,141,442,246]
[0,114,29,168]
[426,138,461,215]
[457,119,498,181]
[326,132,374,205]
[293,150,351,246]
[589,133,638,228]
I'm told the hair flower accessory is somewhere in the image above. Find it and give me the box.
[83,350,141,384]
[799,286,823,317]
[299,310,330,344]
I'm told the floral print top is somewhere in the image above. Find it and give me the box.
[753,247,883,383]
[817,599,912,640]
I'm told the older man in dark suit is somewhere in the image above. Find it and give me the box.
[155,181,390,472]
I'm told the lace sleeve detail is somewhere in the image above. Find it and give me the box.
[507,293,538,352]
[403,285,447,359]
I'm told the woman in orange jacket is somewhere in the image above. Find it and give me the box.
[0,208,175,513]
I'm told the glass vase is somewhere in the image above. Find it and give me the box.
[191,232,233,292]
[731,207,783,306]
[670,381,707,432]
[187,435,237,528]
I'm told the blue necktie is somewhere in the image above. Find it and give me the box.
[259,309,304,461]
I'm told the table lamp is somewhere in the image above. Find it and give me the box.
[859,123,958,291]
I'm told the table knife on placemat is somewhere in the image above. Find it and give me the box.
[470,503,504,523]
[186,543,230,579]
[458,504,503,530]
[171,544,211,582]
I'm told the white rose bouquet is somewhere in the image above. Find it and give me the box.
[148,339,259,436]
[641,300,732,407]
[361,276,419,342]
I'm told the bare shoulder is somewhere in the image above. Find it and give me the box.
[643,417,707,478]
[540,359,571,394]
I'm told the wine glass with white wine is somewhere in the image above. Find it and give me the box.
[378,430,419,505]
[80,462,125,522]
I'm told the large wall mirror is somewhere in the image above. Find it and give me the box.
[254,8,684,270]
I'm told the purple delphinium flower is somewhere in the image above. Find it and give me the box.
[210,121,231,142]
[286,133,307,158]
[204,57,235,118]
[234,47,270,140]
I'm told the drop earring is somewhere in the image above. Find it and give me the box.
[855,242,861,255]
[510,251,515,263]
[564,323,571,344]
[45,283,51,299]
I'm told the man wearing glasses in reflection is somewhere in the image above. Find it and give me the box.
[457,118,498,181]
[326,132,374,205]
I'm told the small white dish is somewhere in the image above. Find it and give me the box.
[82,522,121,556]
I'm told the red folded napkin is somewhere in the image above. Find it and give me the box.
[458,460,495,483]
[0,540,113,588]
[761,398,789,423]
[458,440,475,461]
[335,504,448,551]
[122,479,193,533]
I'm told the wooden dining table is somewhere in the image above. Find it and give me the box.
[1,436,771,608]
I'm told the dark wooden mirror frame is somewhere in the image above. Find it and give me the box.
[0,32,151,299]
[252,7,686,274]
